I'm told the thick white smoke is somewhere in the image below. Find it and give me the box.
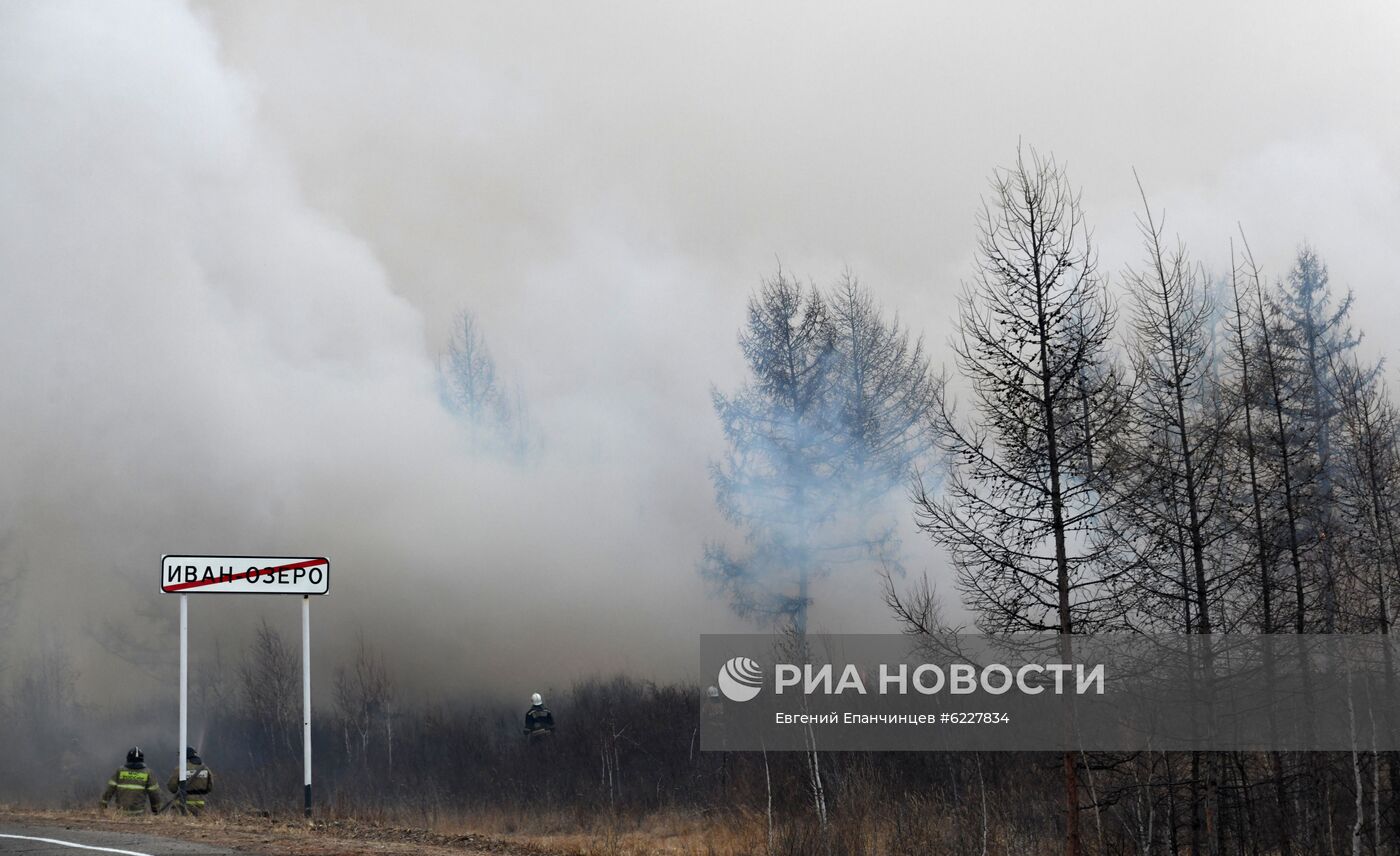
[5,0,1400,716]
[0,1,764,707]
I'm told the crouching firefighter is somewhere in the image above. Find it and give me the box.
[166,746,213,815]
[523,692,555,743]
[100,747,161,813]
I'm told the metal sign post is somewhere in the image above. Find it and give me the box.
[302,594,312,817]
[161,555,330,818]
[178,593,188,809]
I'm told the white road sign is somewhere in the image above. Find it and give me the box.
[162,553,328,816]
[161,555,330,595]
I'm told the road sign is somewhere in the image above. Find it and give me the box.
[161,555,330,595]
[161,553,328,817]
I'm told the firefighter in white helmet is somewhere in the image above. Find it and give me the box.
[524,692,555,741]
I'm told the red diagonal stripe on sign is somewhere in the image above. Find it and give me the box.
[164,558,325,592]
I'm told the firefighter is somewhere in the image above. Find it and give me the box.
[701,685,725,742]
[523,692,555,741]
[166,746,213,816]
[99,747,161,813]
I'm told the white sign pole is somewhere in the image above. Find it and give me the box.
[301,594,312,818]
[178,592,188,808]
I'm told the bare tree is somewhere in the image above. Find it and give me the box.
[1107,181,1243,636]
[1272,247,1360,633]
[1241,241,1311,636]
[1227,237,1298,854]
[439,309,533,459]
[909,147,1130,856]
[1225,237,1275,633]
[1331,355,1400,633]
[827,271,940,513]
[1330,350,1400,842]
[239,619,299,755]
[11,635,80,774]
[704,271,840,633]
[1103,184,1245,852]
[334,632,396,773]
[705,270,937,634]
[913,148,1130,635]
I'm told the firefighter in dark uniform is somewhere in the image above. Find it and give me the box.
[166,746,213,815]
[523,692,555,742]
[701,685,730,789]
[702,685,726,745]
[100,747,161,813]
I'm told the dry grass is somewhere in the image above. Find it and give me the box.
[364,801,1066,856]
[385,806,759,855]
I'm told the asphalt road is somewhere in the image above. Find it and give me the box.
[0,826,240,856]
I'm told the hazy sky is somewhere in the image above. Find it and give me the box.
[3,1,1400,705]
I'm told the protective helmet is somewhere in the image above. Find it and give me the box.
[531,692,543,706]
[126,746,144,765]
[186,746,200,761]
[707,685,720,699]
